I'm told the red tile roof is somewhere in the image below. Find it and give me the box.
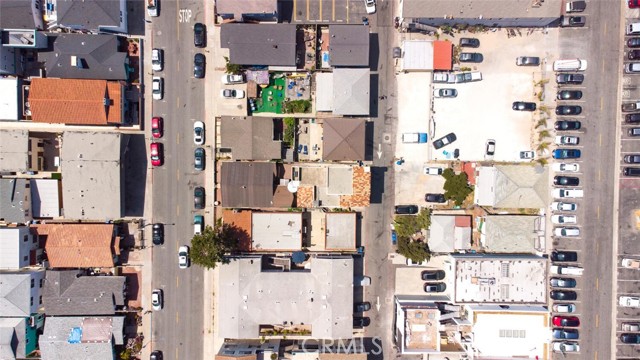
[433,40,453,70]
[36,223,118,268]
[29,78,123,125]
[222,209,252,251]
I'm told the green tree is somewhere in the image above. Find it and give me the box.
[190,220,242,269]
[224,56,242,74]
[442,168,473,206]
[394,208,431,238]
[397,237,431,263]
[283,117,296,146]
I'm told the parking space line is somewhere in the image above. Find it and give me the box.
[332,0,335,21]
[306,0,309,20]
[618,278,640,282]
[293,0,297,20]
[318,0,322,21]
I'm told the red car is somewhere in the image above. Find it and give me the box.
[552,316,580,327]
[630,0,640,8]
[151,117,163,138]
[150,142,163,167]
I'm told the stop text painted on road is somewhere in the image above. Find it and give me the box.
[179,9,192,23]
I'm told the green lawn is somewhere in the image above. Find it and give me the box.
[255,77,286,114]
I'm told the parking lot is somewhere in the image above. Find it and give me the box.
[288,0,370,23]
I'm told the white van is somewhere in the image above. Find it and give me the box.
[628,22,640,35]
[553,59,587,72]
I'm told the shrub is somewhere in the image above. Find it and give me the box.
[442,168,473,206]
[283,117,295,146]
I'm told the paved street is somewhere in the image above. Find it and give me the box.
[146,0,207,358]
[551,1,622,358]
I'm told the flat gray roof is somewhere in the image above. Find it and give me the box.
[251,212,302,251]
[0,179,30,223]
[220,24,297,66]
[325,213,356,250]
[0,130,28,172]
[40,316,124,360]
[56,0,121,29]
[218,256,354,338]
[60,132,122,220]
[402,0,561,19]
[216,0,278,20]
[0,0,41,29]
[40,34,128,80]
[333,68,370,115]
[220,116,282,160]
[327,166,353,195]
[328,25,369,67]
[483,215,540,253]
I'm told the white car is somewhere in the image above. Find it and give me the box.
[151,289,163,310]
[552,341,579,353]
[551,202,577,211]
[552,188,584,198]
[551,215,577,224]
[151,48,163,71]
[555,135,579,145]
[152,76,163,100]
[433,88,458,98]
[221,74,244,84]
[520,151,535,160]
[364,0,376,14]
[622,323,640,331]
[178,245,190,269]
[622,258,640,269]
[424,167,443,175]
[553,303,576,313]
[221,89,245,99]
[554,227,580,237]
[552,163,580,173]
[193,121,204,145]
[619,296,640,308]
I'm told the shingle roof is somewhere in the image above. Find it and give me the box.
[36,224,118,268]
[332,68,370,115]
[0,273,31,317]
[40,316,124,360]
[483,215,539,253]
[220,24,297,66]
[0,0,41,29]
[328,25,370,67]
[220,116,282,160]
[40,34,128,80]
[42,270,125,316]
[0,178,30,224]
[0,317,27,359]
[29,78,123,125]
[492,165,549,208]
[220,162,276,208]
[322,118,366,161]
[56,0,121,29]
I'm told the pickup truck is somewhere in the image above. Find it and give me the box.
[402,133,428,143]
[552,188,584,198]
[565,0,586,12]
[551,265,584,276]
[619,296,640,308]
[147,0,158,17]
[194,215,203,235]
[622,258,640,269]
[622,102,640,112]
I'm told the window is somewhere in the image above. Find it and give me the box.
[30,297,33,306]
[39,296,42,305]
[23,235,28,242]
[40,279,43,288]
[499,329,526,338]
[24,256,28,262]
[500,263,510,277]
[31,279,34,288]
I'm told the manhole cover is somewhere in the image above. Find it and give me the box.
[383,133,391,144]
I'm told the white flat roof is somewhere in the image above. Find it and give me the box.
[325,213,356,250]
[453,255,547,304]
[0,78,19,120]
[402,40,434,71]
[251,212,302,251]
[30,179,61,218]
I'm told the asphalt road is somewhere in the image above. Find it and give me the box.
[147,0,206,358]
[552,1,621,358]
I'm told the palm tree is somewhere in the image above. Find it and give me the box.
[536,119,547,129]
[537,142,550,152]
[538,130,550,141]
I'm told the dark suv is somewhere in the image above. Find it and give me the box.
[556,73,584,84]
[152,223,164,245]
[395,205,419,215]
[624,167,640,177]
[626,113,640,123]
[194,23,206,47]
[194,53,205,78]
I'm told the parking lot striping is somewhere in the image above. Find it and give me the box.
[306,0,309,21]
[332,0,335,21]
[293,0,297,20]
[617,278,640,282]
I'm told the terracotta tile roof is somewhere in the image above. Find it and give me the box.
[433,40,453,71]
[296,185,314,208]
[215,356,257,360]
[35,223,118,268]
[455,215,472,227]
[29,78,123,125]
[340,166,370,208]
[462,162,477,185]
[222,209,252,251]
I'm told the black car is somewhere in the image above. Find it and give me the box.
[629,50,640,60]
[553,329,580,340]
[152,223,164,245]
[628,37,640,48]
[550,290,577,301]
[550,251,578,262]
[624,167,640,177]
[626,113,640,123]
[353,317,370,327]
[432,132,457,149]
[354,302,371,312]
[459,52,483,63]
[556,73,584,85]
[424,283,447,292]
[624,154,640,164]
[459,37,480,48]
[621,333,640,344]
[557,90,583,100]
[554,176,580,186]
[194,23,206,48]
[194,147,205,171]
[395,205,419,215]
[194,53,205,78]
[425,193,446,203]
[516,56,540,66]
[421,270,445,281]
[194,186,205,209]
[512,101,536,111]
[556,105,582,115]
[555,120,581,130]
[150,351,163,360]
